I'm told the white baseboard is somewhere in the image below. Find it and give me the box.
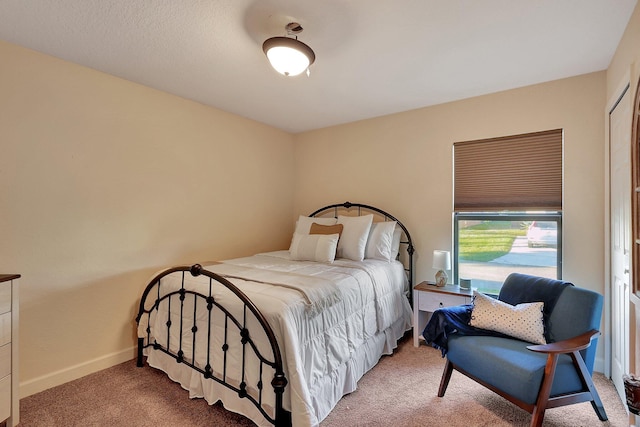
[19,346,136,398]
[13,349,615,401]
[594,355,605,374]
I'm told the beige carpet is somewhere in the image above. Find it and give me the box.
[19,335,630,426]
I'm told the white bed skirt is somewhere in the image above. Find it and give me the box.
[145,315,411,427]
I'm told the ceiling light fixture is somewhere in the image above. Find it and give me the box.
[262,22,315,77]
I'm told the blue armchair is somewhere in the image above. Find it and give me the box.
[436,273,607,427]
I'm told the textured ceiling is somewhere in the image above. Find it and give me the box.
[0,0,637,133]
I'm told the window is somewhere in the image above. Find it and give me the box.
[453,129,563,294]
[454,212,562,294]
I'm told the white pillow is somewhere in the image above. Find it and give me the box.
[336,214,374,261]
[289,233,339,263]
[294,215,337,235]
[365,221,397,261]
[390,225,402,260]
[469,291,546,345]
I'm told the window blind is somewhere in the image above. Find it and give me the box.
[454,129,563,211]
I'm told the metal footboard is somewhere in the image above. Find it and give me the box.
[135,264,290,426]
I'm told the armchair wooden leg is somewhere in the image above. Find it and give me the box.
[530,354,559,427]
[589,400,608,421]
[570,351,608,421]
[438,359,454,397]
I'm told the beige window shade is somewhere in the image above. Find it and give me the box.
[454,129,563,211]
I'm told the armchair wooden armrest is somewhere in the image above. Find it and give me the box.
[526,329,600,354]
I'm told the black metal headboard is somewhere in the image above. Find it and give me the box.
[308,201,415,299]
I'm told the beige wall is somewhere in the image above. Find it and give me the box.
[0,41,295,396]
[607,2,640,101]
[295,72,606,294]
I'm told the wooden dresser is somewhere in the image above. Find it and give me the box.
[0,275,19,427]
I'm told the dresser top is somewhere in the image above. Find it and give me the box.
[0,274,20,283]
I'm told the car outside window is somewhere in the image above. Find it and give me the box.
[527,221,558,248]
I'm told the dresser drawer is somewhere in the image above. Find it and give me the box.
[0,313,10,348]
[0,286,10,315]
[418,292,469,312]
[0,374,10,422]
[0,344,10,379]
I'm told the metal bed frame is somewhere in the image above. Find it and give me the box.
[135,201,414,426]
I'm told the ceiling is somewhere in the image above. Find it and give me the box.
[0,1,637,133]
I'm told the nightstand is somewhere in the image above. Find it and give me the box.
[413,281,472,347]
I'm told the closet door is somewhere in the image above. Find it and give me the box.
[610,86,631,401]
[633,81,640,302]
[631,79,640,419]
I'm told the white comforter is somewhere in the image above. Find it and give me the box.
[138,251,412,427]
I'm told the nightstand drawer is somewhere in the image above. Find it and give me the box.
[418,292,469,312]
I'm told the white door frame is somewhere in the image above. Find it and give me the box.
[604,74,631,396]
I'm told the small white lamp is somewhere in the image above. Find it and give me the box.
[432,250,451,287]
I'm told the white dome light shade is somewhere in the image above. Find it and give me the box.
[262,37,315,77]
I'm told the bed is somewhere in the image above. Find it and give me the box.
[135,202,414,427]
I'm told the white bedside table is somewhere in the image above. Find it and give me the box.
[413,281,472,347]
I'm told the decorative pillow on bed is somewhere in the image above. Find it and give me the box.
[469,290,546,344]
[294,215,338,235]
[289,233,340,263]
[365,221,397,261]
[309,223,344,239]
[390,225,402,260]
[336,214,374,261]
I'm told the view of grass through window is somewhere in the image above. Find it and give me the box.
[456,217,560,294]
[459,221,525,261]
